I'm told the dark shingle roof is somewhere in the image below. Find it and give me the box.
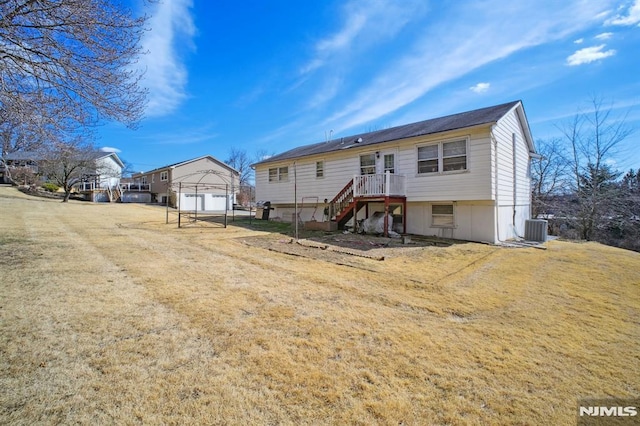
[255,101,521,165]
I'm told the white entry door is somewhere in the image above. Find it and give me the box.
[377,151,396,174]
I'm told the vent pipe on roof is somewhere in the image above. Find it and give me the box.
[325,129,333,143]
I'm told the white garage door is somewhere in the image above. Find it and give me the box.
[180,193,229,211]
[181,194,204,211]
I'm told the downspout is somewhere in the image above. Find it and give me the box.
[294,161,298,241]
[512,133,517,230]
[491,126,502,244]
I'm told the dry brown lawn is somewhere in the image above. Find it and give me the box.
[1,186,639,425]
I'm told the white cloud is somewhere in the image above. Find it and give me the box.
[470,82,490,93]
[574,38,584,44]
[100,146,121,153]
[566,44,616,65]
[595,32,614,40]
[299,0,427,77]
[605,0,640,25]
[138,0,195,117]
[323,1,612,130]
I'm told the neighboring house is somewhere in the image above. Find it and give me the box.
[0,151,45,184]
[75,151,125,202]
[1,150,124,203]
[131,155,239,210]
[254,101,538,243]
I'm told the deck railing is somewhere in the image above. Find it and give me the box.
[119,183,150,192]
[353,172,406,197]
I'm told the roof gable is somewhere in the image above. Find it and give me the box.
[255,101,523,165]
[135,155,239,176]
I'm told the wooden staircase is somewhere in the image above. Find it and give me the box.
[328,178,364,228]
[327,173,408,234]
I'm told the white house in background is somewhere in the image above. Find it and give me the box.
[131,155,239,210]
[254,101,538,243]
[75,151,125,202]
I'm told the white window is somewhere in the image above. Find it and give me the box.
[442,140,467,171]
[151,174,155,183]
[418,139,468,174]
[160,171,168,181]
[268,167,289,182]
[360,154,376,175]
[417,144,439,173]
[316,161,324,178]
[432,204,454,227]
[141,176,147,185]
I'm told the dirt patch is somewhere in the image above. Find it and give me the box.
[239,232,463,268]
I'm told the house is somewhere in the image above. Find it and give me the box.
[131,155,240,210]
[0,151,44,184]
[254,101,537,243]
[1,150,124,202]
[75,151,125,202]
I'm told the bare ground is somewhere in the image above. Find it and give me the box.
[1,186,639,425]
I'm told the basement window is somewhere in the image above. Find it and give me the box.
[432,204,454,227]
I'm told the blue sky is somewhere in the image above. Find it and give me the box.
[99,0,640,174]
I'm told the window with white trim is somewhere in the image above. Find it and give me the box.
[268,166,289,182]
[316,161,324,178]
[160,171,168,181]
[360,154,376,175]
[141,176,147,185]
[383,153,395,174]
[418,139,468,174]
[432,204,454,227]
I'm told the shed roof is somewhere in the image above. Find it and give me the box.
[255,100,529,165]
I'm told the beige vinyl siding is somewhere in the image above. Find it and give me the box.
[398,129,492,201]
[491,106,533,239]
[256,154,365,204]
[492,108,532,207]
[405,201,495,242]
[256,127,495,205]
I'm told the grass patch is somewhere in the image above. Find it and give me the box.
[1,186,638,424]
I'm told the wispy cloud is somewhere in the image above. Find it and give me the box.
[324,1,611,130]
[139,0,196,117]
[605,0,640,25]
[574,38,584,44]
[566,44,616,65]
[300,0,426,77]
[470,82,491,94]
[100,146,122,153]
[595,32,614,40]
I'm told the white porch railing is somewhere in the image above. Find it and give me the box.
[353,172,406,197]
[78,182,101,191]
[120,182,150,192]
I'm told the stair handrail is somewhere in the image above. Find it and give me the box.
[328,177,355,219]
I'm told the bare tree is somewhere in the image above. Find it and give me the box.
[38,141,99,202]
[530,138,571,218]
[558,97,634,240]
[226,147,253,185]
[0,0,149,135]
